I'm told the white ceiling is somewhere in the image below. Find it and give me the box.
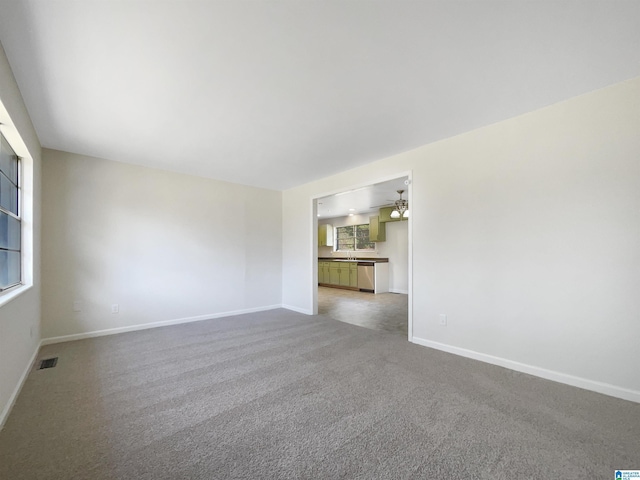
[317,176,408,219]
[0,1,639,191]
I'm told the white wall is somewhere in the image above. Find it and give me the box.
[376,220,408,294]
[283,77,640,401]
[0,42,42,426]
[41,150,282,339]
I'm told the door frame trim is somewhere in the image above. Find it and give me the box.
[311,170,413,340]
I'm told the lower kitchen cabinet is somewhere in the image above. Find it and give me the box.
[349,263,358,287]
[318,259,389,294]
[318,261,358,290]
[339,265,351,287]
[329,263,351,286]
[318,261,331,284]
[329,263,341,285]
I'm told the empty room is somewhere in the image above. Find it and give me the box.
[1,1,639,479]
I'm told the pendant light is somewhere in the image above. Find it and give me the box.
[390,189,409,219]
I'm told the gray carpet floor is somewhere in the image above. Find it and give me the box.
[1,308,638,479]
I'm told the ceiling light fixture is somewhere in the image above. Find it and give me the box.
[390,189,409,219]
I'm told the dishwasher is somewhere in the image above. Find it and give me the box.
[357,262,375,292]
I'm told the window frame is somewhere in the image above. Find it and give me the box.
[0,130,21,292]
[335,223,375,252]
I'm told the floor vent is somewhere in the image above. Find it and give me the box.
[39,357,58,369]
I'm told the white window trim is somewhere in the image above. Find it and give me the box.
[0,106,34,308]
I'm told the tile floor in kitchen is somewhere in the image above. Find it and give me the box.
[317,286,408,336]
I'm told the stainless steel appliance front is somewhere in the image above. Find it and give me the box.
[357,263,374,292]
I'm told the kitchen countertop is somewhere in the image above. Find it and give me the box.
[318,257,389,263]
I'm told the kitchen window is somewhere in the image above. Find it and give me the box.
[336,224,375,251]
[0,131,20,291]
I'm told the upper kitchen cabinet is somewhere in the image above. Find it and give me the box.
[369,215,386,242]
[378,207,409,223]
[379,206,404,223]
[318,224,334,247]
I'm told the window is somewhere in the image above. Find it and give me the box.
[336,224,375,251]
[0,131,20,291]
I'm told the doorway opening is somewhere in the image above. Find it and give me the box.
[312,173,412,339]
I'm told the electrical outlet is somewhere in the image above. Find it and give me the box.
[111,304,119,314]
[439,314,447,326]
[73,300,82,312]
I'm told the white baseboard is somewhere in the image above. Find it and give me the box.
[0,342,40,430]
[282,304,314,315]
[390,288,408,295]
[411,336,640,404]
[41,304,283,346]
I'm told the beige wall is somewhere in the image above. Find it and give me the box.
[283,77,640,401]
[0,42,42,426]
[41,150,282,339]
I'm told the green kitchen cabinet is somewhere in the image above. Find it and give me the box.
[318,224,334,247]
[328,262,352,287]
[349,262,358,287]
[339,265,351,287]
[369,215,386,242]
[329,263,341,285]
[322,262,331,283]
[321,261,358,288]
[318,261,331,284]
[379,206,401,223]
